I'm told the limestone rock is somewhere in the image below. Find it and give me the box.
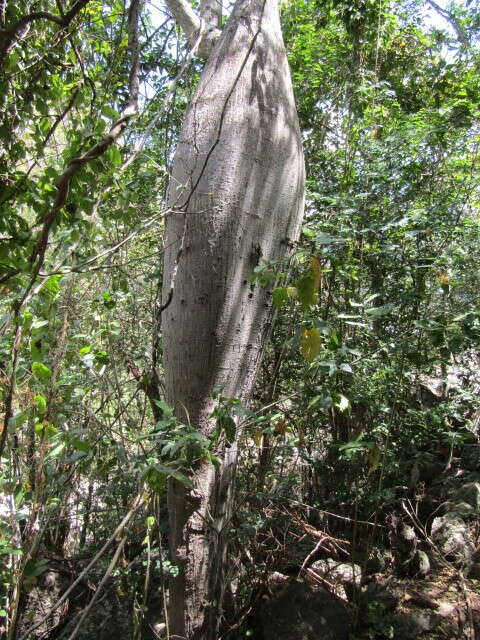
[454,482,480,513]
[431,513,475,566]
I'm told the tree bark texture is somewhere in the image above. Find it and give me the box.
[162,1,305,637]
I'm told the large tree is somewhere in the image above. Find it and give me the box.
[162,0,305,637]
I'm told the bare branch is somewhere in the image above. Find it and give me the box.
[164,0,199,41]
[126,0,143,114]
[19,492,147,640]
[164,0,221,59]
[427,0,470,48]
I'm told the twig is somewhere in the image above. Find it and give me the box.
[65,535,128,640]
[18,491,147,640]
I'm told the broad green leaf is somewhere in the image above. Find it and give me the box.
[220,415,236,444]
[365,304,394,317]
[32,362,52,382]
[24,558,49,578]
[45,442,65,459]
[43,275,62,296]
[71,439,90,453]
[10,410,28,429]
[34,394,47,415]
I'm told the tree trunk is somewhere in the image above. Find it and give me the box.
[162,0,304,637]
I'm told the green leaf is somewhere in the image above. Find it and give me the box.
[102,104,120,120]
[365,304,394,317]
[10,410,28,429]
[297,274,317,310]
[102,291,116,309]
[272,287,289,309]
[0,547,23,556]
[109,146,122,167]
[32,362,52,382]
[24,558,49,578]
[220,415,236,444]
[71,439,90,453]
[43,275,62,296]
[34,394,47,415]
[45,442,65,459]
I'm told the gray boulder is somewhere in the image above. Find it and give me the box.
[390,611,439,639]
[431,513,475,567]
[454,482,480,513]
[260,580,351,640]
[310,558,361,586]
[409,550,431,577]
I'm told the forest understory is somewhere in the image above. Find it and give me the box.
[1,0,480,638]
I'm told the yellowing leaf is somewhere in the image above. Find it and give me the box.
[253,428,263,447]
[309,256,322,291]
[300,328,322,362]
[367,443,381,474]
[297,275,317,310]
[274,420,289,435]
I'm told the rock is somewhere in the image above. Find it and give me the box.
[468,562,480,579]
[152,622,166,636]
[366,547,394,574]
[448,501,475,517]
[454,482,480,513]
[431,513,475,567]
[310,559,361,585]
[260,580,350,640]
[363,582,401,614]
[437,601,456,617]
[266,571,289,594]
[409,550,431,577]
[460,445,480,471]
[390,519,419,574]
[310,558,361,601]
[390,611,437,639]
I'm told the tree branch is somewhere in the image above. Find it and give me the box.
[200,0,222,29]
[164,0,221,59]
[427,0,470,48]
[29,0,143,269]
[0,0,92,64]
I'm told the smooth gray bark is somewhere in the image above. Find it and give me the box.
[164,0,222,59]
[162,0,304,637]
